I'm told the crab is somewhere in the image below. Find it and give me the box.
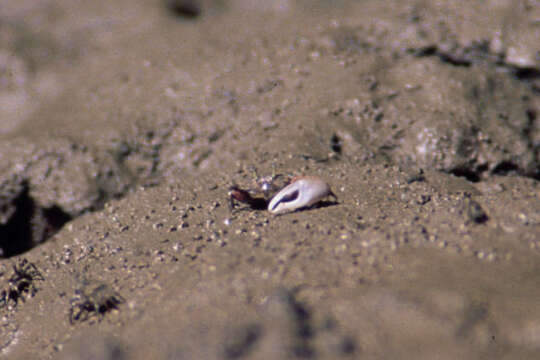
[228,166,285,212]
[0,258,44,310]
[228,167,337,214]
[69,281,125,324]
[267,176,337,214]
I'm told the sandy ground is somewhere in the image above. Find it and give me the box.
[0,0,539,359]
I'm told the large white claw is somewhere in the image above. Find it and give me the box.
[267,177,336,214]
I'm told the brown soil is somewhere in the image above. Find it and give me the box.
[0,1,539,359]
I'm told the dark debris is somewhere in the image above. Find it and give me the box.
[223,323,262,359]
[466,199,488,224]
[69,281,125,324]
[0,258,44,309]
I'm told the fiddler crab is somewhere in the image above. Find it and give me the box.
[228,167,337,214]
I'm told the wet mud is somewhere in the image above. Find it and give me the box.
[0,1,539,359]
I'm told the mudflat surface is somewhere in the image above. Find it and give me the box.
[0,1,539,359]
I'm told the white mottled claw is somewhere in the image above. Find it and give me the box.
[268,177,336,214]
